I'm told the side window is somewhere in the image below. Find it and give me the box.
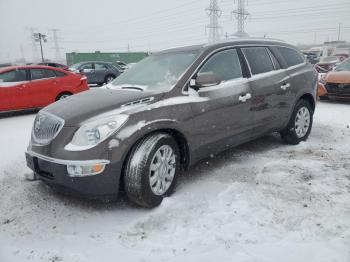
[80,63,93,70]
[242,47,275,75]
[268,49,281,70]
[31,69,46,80]
[0,70,27,82]
[199,49,243,81]
[31,69,55,80]
[277,47,305,67]
[54,71,66,77]
[42,69,57,78]
[95,63,108,70]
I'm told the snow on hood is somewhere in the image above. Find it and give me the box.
[325,71,350,84]
[42,88,161,126]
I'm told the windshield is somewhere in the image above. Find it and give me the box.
[335,58,350,71]
[110,49,200,91]
[68,63,83,70]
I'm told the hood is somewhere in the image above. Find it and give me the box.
[43,88,162,126]
[325,71,350,84]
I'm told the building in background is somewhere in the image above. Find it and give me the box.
[65,51,149,66]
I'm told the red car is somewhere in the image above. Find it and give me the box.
[0,65,89,113]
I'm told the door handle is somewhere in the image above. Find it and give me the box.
[281,83,291,90]
[238,93,252,103]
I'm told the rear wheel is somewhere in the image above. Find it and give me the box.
[280,99,313,145]
[56,92,72,101]
[124,133,180,208]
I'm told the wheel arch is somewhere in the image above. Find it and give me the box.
[119,128,191,191]
[55,91,73,101]
[298,92,316,112]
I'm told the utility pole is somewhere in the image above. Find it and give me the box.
[50,29,62,61]
[20,45,25,62]
[232,0,250,37]
[338,23,342,41]
[33,33,47,62]
[27,27,39,61]
[206,0,222,43]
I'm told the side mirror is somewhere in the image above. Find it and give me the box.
[190,72,221,90]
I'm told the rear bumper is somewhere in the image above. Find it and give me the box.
[25,150,122,200]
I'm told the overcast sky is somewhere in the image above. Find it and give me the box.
[0,0,349,62]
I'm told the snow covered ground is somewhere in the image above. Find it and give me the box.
[0,101,349,262]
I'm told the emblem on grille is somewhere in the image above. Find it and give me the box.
[32,112,65,145]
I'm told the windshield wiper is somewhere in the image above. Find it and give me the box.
[121,86,144,91]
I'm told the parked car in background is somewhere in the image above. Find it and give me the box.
[319,58,350,101]
[0,65,89,113]
[115,61,129,71]
[25,38,317,208]
[303,51,320,64]
[0,63,12,68]
[69,61,121,85]
[314,56,341,73]
[333,53,349,62]
[38,62,69,71]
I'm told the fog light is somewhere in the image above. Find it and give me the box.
[67,164,106,177]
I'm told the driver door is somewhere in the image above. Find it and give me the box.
[189,48,254,160]
[80,63,95,84]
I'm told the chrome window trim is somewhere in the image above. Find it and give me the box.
[182,43,307,95]
[31,111,65,146]
[26,150,110,166]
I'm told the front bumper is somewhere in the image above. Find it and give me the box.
[25,150,122,200]
[322,83,350,100]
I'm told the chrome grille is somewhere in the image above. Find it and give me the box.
[32,112,64,145]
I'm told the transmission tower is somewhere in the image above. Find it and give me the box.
[206,0,222,43]
[232,0,250,37]
[50,29,63,61]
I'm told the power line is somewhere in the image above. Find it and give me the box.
[27,27,39,61]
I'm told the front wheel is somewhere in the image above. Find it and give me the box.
[280,99,313,145]
[124,133,180,208]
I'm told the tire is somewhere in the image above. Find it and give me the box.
[56,92,72,101]
[105,75,115,84]
[280,99,313,145]
[124,133,180,208]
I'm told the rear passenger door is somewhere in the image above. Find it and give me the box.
[28,68,57,107]
[242,46,291,135]
[272,46,310,115]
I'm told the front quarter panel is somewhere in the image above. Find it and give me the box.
[109,96,197,165]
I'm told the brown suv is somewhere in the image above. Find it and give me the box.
[25,38,318,207]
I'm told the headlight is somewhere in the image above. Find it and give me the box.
[65,114,128,151]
